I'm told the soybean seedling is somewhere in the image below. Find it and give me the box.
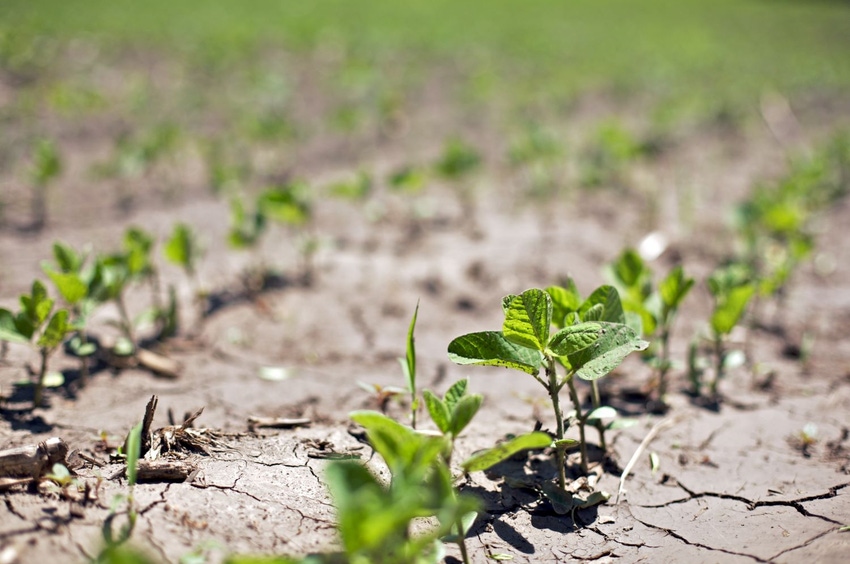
[28,138,62,231]
[606,249,694,403]
[704,264,755,398]
[42,242,102,386]
[449,287,647,486]
[580,120,649,189]
[547,283,646,454]
[348,409,548,564]
[508,122,565,200]
[124,227,178,339]
[96,422,142,562]
[653,267,695,399]
[164,222,205,318]
[334,411,480,564]
[434,138,482,229]
[0,280,73,407]
[227,194,271,293]
[400,301,420,428]
[420,378,551,561]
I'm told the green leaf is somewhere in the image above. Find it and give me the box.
[403,301,419,395]
[553,438,579,449]
[659,266,695,310]
[448,331,543,375]
[443,378,468,412]
[502,289,551,351]
[22,280,53,326]
[164,223,198,274]
[31,138,61,185]
[462,432,552,473]
[13,313,36,341]
[434,138,480,179]
[582,303,604,321]
[501,294,518,314]
[126,422,142,486]
[0,309,29,343]
[610,248,647,288]
[37,309,70,348]
[423,390,451,434]
[441,509,479,544]
[449,393,482,437]
[46,270,87,305]
[124,227,155,278]
[349,410,446,477]
[547,322,602,356]
[540,482,611,514]
[52,242,83,273]
[579,285,625,324]
[388,166,426,192]
[711,284,755,336]
[569,323,649,381]
[546,281,582,328]
[258,184,311,226]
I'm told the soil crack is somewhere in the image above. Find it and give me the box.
[629,513,769,563]
[636,478,848,524]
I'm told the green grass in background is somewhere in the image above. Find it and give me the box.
[3,0,850,107]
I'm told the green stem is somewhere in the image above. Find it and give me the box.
[658,326,671,400]
[590,380,606,453]
[456,516,471,564]
[34,346,49,408]
[566,375,589,474]
[544,357,567,491]
[711,333,725,397]
[115,293,136,346]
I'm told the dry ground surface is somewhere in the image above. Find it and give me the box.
[1,89,850,563]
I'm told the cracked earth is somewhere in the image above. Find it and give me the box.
[2,95,850,562]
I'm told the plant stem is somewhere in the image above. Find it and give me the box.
[590,380,606,452]
[455,516,471,564]
[34,347,49,408]
[566,375,589,474]
[544,357,567,490]
[658,326,671,400]
[711,333,724,397]
[115,293,136,345]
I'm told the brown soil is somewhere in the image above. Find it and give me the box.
[1,93,849,563]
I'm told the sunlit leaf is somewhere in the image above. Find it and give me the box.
[502,289,551,351]
[448,331,543,375]
[462,432,551,473]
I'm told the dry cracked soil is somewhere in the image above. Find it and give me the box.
[1,96,849,563]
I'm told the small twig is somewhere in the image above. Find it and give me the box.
[247,416,311,431]
[617,417,675,503]
[78,452,106,468]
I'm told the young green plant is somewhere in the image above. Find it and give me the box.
[96,422,142,563]
[29,138,62,230]
[334,411,479,564]
[704,264,755,397]
[42,242,101,386]
[400,301,420,428]
[448,287,647,484]
[606,249,694,402]
[0,280,73,407]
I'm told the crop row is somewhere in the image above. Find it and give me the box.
[0,133,847,563]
